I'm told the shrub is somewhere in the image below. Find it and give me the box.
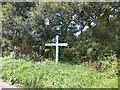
[62,39,101,63]
[100,55,118,72]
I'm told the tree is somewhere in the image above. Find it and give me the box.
[2,2,119,61]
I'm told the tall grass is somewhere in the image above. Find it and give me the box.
[0,57,118,88]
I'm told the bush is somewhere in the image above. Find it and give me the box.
[100,55,118,72]
[62,38,118,65]
[62,39,100,63]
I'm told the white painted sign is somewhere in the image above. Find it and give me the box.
[45,35,68,63]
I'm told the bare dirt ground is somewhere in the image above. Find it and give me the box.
[0,79,18,90]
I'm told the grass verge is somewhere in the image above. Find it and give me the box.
[0,57,118,88]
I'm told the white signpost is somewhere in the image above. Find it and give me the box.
[45,35,68,63]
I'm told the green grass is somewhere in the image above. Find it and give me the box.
[0,57,118,88]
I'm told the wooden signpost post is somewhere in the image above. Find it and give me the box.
[45,35,68,63]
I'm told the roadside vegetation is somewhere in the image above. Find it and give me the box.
[1,2,120,88]
[0,56,118,88]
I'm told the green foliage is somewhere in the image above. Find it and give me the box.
[62,36,117,64]
[100,55,118,73]
[0,57,118,88]
[1,2,119,63]
[0,2,119,88]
